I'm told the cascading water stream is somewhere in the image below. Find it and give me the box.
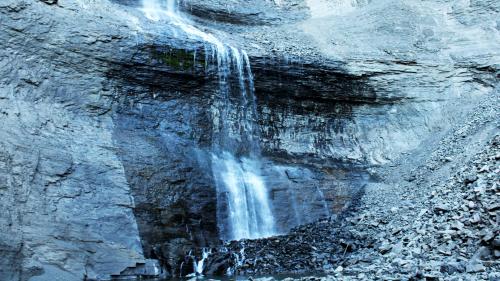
[194,248,211,275]
[141,0,276,245]
[185,248,212,277]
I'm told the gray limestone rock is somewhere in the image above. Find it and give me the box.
[0,0,499,280]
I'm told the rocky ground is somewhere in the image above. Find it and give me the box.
[235,91,499,280]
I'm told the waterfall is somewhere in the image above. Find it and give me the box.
[210,47,275,240]
[184,248,211,277]
[193,248,211,275]
[212,153,275,240]
[141,0,276,241]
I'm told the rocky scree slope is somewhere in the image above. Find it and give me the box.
[236,92,499,280]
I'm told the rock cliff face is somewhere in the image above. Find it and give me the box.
[0,0,498,280]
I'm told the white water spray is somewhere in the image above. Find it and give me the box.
[194,248,211,275]
[142,0,226,53]
[212,153,275,240]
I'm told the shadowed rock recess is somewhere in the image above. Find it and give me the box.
[0,0,498,280]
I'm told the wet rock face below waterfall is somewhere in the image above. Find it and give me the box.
[1,0,499,280]
[108,44,373,273]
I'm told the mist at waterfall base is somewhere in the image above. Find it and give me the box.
[140,0,277,275]
[212,153,275,240]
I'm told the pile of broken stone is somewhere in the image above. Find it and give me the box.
[330,135,500,281]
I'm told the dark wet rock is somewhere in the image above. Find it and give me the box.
[39,0,57,4]
[185,0,308,26]
[116,259,165,279]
